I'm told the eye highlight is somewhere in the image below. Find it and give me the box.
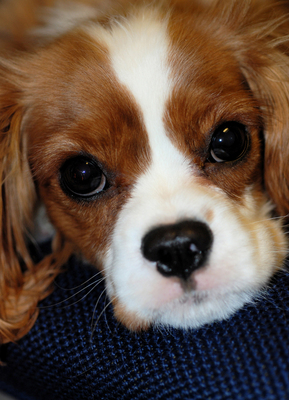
[60,156,107,199]
[209,122,248,163]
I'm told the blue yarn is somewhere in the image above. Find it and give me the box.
[0,243,289,399]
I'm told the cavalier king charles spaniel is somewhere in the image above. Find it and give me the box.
[0,0,288,344]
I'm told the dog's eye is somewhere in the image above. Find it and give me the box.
[60,156,107,198]
[209,122,248,162]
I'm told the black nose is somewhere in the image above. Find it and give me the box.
[141,220,213,280]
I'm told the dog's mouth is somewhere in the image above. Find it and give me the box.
[159,282,250,309]
[178,289,209,305]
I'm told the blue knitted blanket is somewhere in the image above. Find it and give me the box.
[0,243,289,399]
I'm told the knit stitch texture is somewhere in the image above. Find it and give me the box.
[0,243,289,399]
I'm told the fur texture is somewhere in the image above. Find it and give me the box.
[0,0,288,343]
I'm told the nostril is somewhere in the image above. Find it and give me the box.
[141,220,213,280]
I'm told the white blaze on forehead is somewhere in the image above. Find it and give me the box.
[87,9,192,173]
[96,9,170,128]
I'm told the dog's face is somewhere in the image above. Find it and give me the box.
[25,5,287,330]
[0,0,288,341]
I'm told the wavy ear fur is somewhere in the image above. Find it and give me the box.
[228,1,289,220]
[0,62,72,344]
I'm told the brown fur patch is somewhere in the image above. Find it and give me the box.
[112,298,150,331]
[165,11,264,201]
[26,30,151,263]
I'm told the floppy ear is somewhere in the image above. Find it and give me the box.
[0,61,72,344]
[235,25,289,219]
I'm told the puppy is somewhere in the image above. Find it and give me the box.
[0,0,288,344]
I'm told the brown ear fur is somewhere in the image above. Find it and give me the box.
[228,1,289,219]
[0,62,72,344]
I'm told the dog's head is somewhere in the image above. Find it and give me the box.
[0,0,288,342]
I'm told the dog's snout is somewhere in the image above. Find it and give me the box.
[141,220,213,280]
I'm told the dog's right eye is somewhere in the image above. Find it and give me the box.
[60,156,107,199]
[209,122,248,163]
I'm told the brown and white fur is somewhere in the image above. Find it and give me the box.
[0,0,288,344]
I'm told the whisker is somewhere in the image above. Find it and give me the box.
[54,270,103,291]
[90,287,107,333]
[40,276,105,309]
[91,297,115,339]
[103,293,113,336]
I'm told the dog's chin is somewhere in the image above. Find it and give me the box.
[151,288,256,329]
[107,278,258,331]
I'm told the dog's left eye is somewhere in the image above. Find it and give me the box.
[209,122,248,163]
[60,156,107,198]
